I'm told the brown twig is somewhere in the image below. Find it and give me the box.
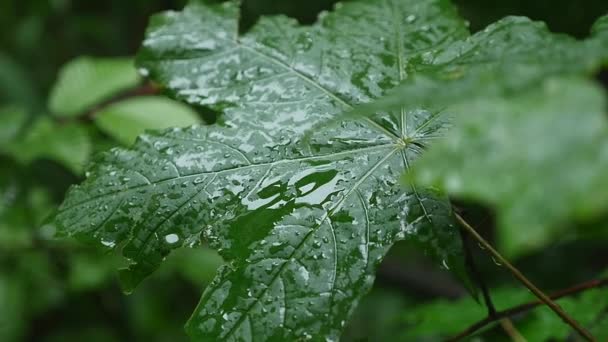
[498,318,527,342]
[454,213,596,341]
[459,226,496,316]
[459,224,526,341]
[446,278,608,341]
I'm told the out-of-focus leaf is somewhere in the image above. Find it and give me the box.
[67,253,122,291]
[0,53,38,107]
[0,274,26,342]
[343,287,411,341]
[0,106,28,145]
[409,78,608,256]
[163,247,224,286]
[2,117,91,175]
[0,162,52,249]
[48,57,140,118]
[517,285,608,341]
[56,0,475,339]
[94,96,201,146]
[404,283,608,341]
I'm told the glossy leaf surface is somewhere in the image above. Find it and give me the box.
[347,15,608,118]
[56,0,473,340]
[345,15,608,256]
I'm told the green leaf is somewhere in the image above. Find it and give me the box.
[347,15,608,119]
[0,106,28,145]
[343,15,608,256]
[592,14,608,40]
[56,0,473,339]
[94,96,201,146]
[517,285,608,341]
[410,77,608,256]
[0,53,39,108]
[403,284,608,341]
[402,287,526,340]
[0,273,26,342]
[2,116,91,175]
[49,57,140,118]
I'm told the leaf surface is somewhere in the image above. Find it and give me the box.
[347,15,608,118]
[56,0,473,340]
[344,15,608,256]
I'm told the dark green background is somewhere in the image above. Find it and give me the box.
[1,1,607,341]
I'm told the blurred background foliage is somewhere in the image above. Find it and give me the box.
[1,0,607,341]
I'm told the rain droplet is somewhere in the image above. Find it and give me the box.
[165,234,179,244]
[101,239,116,248]
[138,68,150,77]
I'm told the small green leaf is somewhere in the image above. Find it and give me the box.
[94,96,201,146]
[0,161,53,249]
[403,284,608,341]
[0,106,28,145]
[3,117,91,175]
[0,53,39,108]
[49,57,140,118]
[592,14,608,39]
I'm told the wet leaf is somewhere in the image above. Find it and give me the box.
[344,15,608,256]
[56,0,473,340]
[346,15,608,118]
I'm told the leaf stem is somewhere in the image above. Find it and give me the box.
[454,213,596,342]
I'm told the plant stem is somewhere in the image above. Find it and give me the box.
[459,226,497,316]
[454,213,595,342]
[499,318,527,342]
[459,222,526,341]
[446,278,608,341]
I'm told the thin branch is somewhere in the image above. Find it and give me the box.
[454,213,596,342]
[459,226,526,341]
[459,226,496,316]
[446,278,608,341]
[499,318,527,342]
